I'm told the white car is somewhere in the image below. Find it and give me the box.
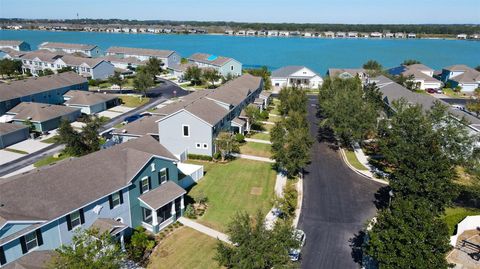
[289,229,306,261]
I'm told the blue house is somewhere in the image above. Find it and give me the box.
[0,72,88,115]
[0,135,203,267]
[439,65,480,92]
[0,40,31,52]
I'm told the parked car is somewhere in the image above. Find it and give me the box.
[289,229,306,261]
[426,88,436,94]
[436,89,444,94]
[123,114,143,123]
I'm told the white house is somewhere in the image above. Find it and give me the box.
[39,42,101,57]
[395,32,405,38]
[407,33,417,38]
[336,32,346,38]
[268,31,279,36]
[370,32,383,38]
[457,34,468,40]
[188,53,242,77]
[0,40,31,51]
[384,33,394,38]
[347,32,358,38]
[388,64,442,90]
[105,47,181,69]
[440,65,480,92]
[324,31,335,38]
[271,66,323,89]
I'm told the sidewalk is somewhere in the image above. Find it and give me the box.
[339,148,388,185]
[177,217,231,244]
[244,138,272,145]
[231,153,275,163]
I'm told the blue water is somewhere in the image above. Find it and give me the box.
[1,30,479,74]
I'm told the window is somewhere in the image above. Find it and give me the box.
[159,168,168,184]
[0,246,6,266]
[70,211,82,229]
[109,190,123,209]
[182,125,190,137]
[230,65,234,71]
[24,232,38,251]
[140,177,150,194]
[196,143,201,149]
[203,143,208,149]
[20,229,43,254]
[142,208,152,224]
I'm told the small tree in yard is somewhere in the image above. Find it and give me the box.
[57,116,103,157]
[216,132,239,162]
[127,227,156,264]
[133,70,154,97]
[244,104,261,132]
[108,71,126,92]
[184,65,202,86]
[402,59,421,66]
[49,228,124,269]
[363,60,383,76]
[466,88,480,116]
[144,57,162,79]
[202,68,221,88]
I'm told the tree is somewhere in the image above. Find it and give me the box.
[466,88,480,116]
[127,227,155,264]
[23,119,35,133]
[108,71,125,92]
[215,132,239,162]
[364,198,451,269]
[81,116,102,153]
[144,57,162,79]
[184,65,202,85]
[49,228,124,269]
[402,59,421,65]
[56,116,103,156]
[278,86,307,116]
[0,58,22,77]
[202,68,221,88]
[395,74,418,91]
[57,66,75,73]
[363,60,383,76]
[215,211,299,269]
[133,70,154,97]
[244,66,272,91]
[244,104,261,132]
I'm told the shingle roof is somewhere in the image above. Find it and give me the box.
[206,73,263,106]
[183,98,229,125]
[328,68,366,78]
[0,135,177,229]
[188,53,235,67]
[20,51,61,63]
[0,40,25,47]
[39,42,97,51]
[444,64,475,72]
[407,64,434,72]
[106,46,175,58]
[0,47,26,58]
[0,72,86,102]
[59,55,108,68]
[91,218,127,236]
[63,90,118,106]
[7,102,80,122]
[0,123,28,136]
[112,115,163,136]
[452,70,480,84]
[139,181,186,210]
[271,66,318,78]
[102,55,146,65]
[3,250,55,269]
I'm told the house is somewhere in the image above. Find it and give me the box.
[102,55,146,73]
[63,90,119,115]
[105,47,181,69]
[0,135,204,267]
[246,30,257,36]
[395,32,405,38]
[347,32,358,38]
[155,74,263,159]
[267,31,279,36]
[0,72,88,115]
[271,66,323,89]
[407,33,417,38]
[457,34,468,40]
[225,30,234,35]
[167,62,197,79]
[384,33,394,38]
[0,123,29,149]
[188,53,242,77]
[387,64,442,90]
[370,32,383,38]
[303,32,312,38]
[335,32,346,38]
[0,48,26,60]
[327,68,368,80]
[324,31,335,38]
[279,31,290,37]
[112,115,163,143]
[440,65,480,92]
[0,40,31,51]
[236,30,246,36]
[39,42,102,58]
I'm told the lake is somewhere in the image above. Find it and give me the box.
[1,30,479,74]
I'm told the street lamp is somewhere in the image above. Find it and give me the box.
[388,189,394,208]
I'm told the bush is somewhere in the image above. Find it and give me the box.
[127,227,156,264]
[88,79,101,87]
[193,191,208,205]
[275,181,298,219]
[259,110,269,120]
[188,154,213,161]
[184,204,196,218]
[213,152,222,160]
[235,133,245,143]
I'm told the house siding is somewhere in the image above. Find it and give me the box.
[0,127,29,149]
[91,61,114,80]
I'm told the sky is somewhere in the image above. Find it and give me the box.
[0,0,479,24]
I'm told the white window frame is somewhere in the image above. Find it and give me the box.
[195,143,201,149]
[24,232,39,252]
[70,211,82,229]
[140,177,150,193]
[142,207,152,224]
[111,192,121,208]
[182,124,190,137]
[159,168,168,184]
[203,143,208,149]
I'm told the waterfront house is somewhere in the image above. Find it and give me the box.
[39,42,101,58]
[236,30,246,36]
[457,34,468,39]
[0,40,31,51]
[327,68,368,80]
[0,48,26,60]
[246,30,257,36]
[347,32,358,38]
[267,31,279,36]
[0,72,87,115]
[155,74,263,159]
[0,123,29,149]
[387,64,442,90]
[440,65,480,92]
[324,31,335,38]
[225,30,234,35]
[279,31,290,37]
[303,32,312,37]
[188,53,242,77]
[63,90,119,115]
[395,32,405,38]
[271,66,323,89]
[407,33,417,38]
[105,47,181,69]
[0,135,204,267]
[370,32,383,38]
[6,102,81,133]
[384,33,394,38]
[335,32,346,38]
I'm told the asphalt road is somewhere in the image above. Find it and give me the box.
[299,96,383,269]
[0,79,187,177]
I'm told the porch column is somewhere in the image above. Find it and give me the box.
[152,209,158,233]
[171,202,177,221]
[120,232,126,252]
[180,196,185,215]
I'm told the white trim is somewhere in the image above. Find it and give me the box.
[156,109,214,127]
[195,143,201,149]
[137,193,185,211]
[0,220,46,231]
[140,177,150,193]
[202,143,208,149]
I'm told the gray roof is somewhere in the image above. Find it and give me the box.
[20,51,61,63]
[0,40,25,47]
[0,47,26,58]
[59,55,109,68]
[206,73,263,106]
[232,117,246,126]
[0,135,177,233]
[0,72,87,102]
[91,218,127,236]
[188,53,235,67]
[271,66,318,78]
[444,64,476,72]
[39,42,97,51]
[183,98,229,125]
[407,64,434,72]
[102,55,146,65]
[139,181,186,210]
[0,123,28,136]
[112,115,163,136]
[3,250,55,269]
[7,102,80,122]
[106,46,175,58]
[328,68,367,78]
[63,90,118,106]
[374,75,480,126]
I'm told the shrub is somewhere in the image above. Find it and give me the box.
[193,191,208,205]
[235,133,245,143]
[213,152,222,160]
[275,181,298,219]
[127,227,156,263]
[184,204,196,218]
[259,110,269,120]
[188,154,213,161]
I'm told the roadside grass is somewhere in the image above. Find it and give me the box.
[344,150,369,171]
[442,207,480,235]
[443,88,470,99]
[186,159,276,232]
[41,135,59,144]
[113,123,125,129]
[263,124,274,132]
[118,95,150,107]
[147,227,221,269]
[240,142,272,158]
[249,132,270,141]
[34,152,73,168]
[3,148,28,154]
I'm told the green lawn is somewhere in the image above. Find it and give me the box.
[34,153,72,168]
[249,132,270,141]
[345,150,368,171]
[443,88,470,99]
[148,227,221,269]
[118,95,150,107]
[186,159,276,231]
[240,142,272,158]
[3,148,28,154]
[41,135,59,144]
[443,207,480,235]
[263,124,274,132]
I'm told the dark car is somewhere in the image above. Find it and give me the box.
[426,88,436,94]
[123,114,143,123]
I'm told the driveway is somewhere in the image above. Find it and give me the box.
[299,96,383,269]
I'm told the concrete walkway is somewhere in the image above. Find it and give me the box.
[231,153,275,163]
[244,138,272,144]
[339,148,389,185]
[177,217,231,244]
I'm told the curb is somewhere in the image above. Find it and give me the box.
[339,149,389,185]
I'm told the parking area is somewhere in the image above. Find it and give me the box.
[97,105,135,120]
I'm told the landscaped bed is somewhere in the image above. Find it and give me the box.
[344,149,369,171]
[147,227,220,269]
[186,159,276,231]
[240,142,272,158]
[443,206,480,235]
